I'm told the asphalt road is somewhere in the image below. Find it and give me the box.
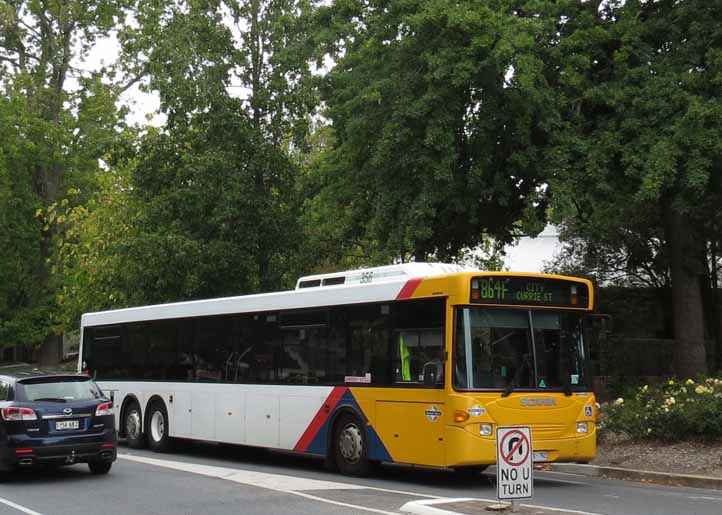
[1,441,721,515]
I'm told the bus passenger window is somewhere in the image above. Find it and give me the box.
[346,304,391,386]
[237,315,279,384]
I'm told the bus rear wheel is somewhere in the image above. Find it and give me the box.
[124,400,145,449]
[146,400,172,452]
[333,413,369,476]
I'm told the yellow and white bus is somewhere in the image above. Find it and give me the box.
[79,263,598,475]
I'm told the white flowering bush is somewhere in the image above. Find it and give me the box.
[599,375,722,441]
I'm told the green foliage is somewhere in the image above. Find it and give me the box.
[4,0,722,372]
[48,156,140,329]
[130,99,301,300]
[0,1,132,348]
[547,0,722,374]
[117,0,315,292]
[311,0,559,262]
[544,229,669,289]
[600,376,722,442]
[0,92,45,346]
[548,0,722,286]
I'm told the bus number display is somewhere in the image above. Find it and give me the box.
[471,276,589,309]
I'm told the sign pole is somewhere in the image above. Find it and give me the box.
[511,500,520,513]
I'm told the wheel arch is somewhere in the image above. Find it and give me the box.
[325,403,367,457]
[144,394,167,427]
[119,394,141,438]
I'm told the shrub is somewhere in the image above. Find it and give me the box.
[599,375,722,442]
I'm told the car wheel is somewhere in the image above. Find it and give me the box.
[332,413,369,476]
[124,399,146,449]
[88,461,112,475]
[146,400,172,452]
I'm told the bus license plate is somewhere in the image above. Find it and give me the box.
[533,451,548,462]
[56,420,79,430]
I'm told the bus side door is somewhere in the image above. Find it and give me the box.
[375,393,446,467]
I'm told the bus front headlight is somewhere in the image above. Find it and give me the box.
[576,422,589,434]
[480,424,493,436]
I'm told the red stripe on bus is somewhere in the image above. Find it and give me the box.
[395,278,423,300]
[293,386,347,452]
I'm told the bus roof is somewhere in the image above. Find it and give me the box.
[81,263,476,328]
[295,262,472,289]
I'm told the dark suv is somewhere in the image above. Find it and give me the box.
[0,369,117,475]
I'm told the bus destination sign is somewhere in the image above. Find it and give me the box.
[470,276,590,309]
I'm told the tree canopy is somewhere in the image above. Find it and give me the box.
[1,0,720,375]
[546,0,722,376]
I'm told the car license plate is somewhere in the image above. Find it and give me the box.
[55,420,79,430]
[533,451,548,462]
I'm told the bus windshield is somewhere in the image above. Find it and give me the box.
[453,307,589,392]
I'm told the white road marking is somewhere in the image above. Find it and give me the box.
[0,497,45,515]
[120,453,399,514]
[689,496,722,502]
[401,497,608,515]
[120,453,609,515]
[119,452,440,499]
[400,498,476,515]
[291,491,404,515]
[120,453,364,491]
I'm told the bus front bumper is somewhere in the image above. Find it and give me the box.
[444,426,597,468]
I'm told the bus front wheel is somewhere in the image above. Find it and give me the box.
[146,400,172,452]
[124,400,146,449]
[332,413,369,476]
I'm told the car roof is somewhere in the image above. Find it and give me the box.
[0,365,86,382]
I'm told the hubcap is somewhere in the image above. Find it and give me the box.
[126,410,141,440]
[338,423,363,463]
[151,410,165,442]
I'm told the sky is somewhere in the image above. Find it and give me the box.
[78,31,165,127]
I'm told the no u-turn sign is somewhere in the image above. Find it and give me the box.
[496,426,533,500]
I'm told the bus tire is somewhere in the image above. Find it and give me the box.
[146,400,172,452]
[124,399,146,449]
[332,413,369,476]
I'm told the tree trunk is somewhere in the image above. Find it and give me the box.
[38,334,63,367]
[665,204,707,378]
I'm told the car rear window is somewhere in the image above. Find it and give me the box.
[16,377,104,402]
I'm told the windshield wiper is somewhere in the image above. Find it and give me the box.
[501,378,516,397]
[33,397,67,402]
[501,354,531,397]
[562,373,574,396]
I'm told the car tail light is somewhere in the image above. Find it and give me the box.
[1,407,37,421]
[95,402,114,416]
